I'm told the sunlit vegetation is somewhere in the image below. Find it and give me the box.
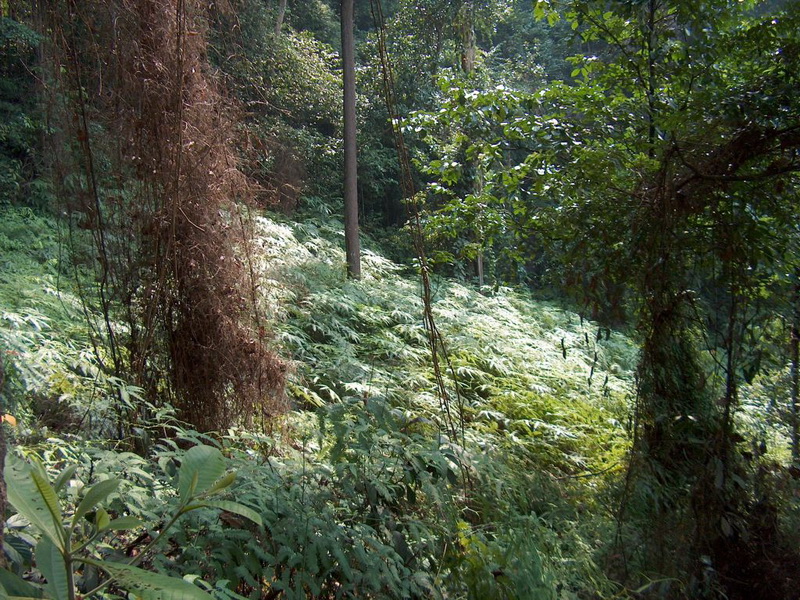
[1,0,798,599]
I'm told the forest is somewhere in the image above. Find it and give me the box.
[0,0,799,598]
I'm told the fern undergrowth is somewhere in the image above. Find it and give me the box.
[249,213,640,597]
[0,206,137,439]
[256,214,636,475]
[2,205,643,599]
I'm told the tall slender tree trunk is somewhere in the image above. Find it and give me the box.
[274,0,287,36]
[459,1,475,74]
[645,0,657,157]
[341,0,360,278]
[475,170,485,287]
[459,1,484,286]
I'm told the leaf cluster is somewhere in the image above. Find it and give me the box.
[2,442,260,600]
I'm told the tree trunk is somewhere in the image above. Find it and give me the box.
[645,0,657,157]
[459,1,483,286]
[341,0,360,278]
[274,0,287,36]
[459,1,476,73]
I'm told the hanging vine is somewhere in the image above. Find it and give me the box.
[41,0,286,432]
[368,0,466,450]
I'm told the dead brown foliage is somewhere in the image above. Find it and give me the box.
[43,0,286,431]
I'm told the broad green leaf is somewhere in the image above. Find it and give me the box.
[95,508,111,531]
[89,560,215,600]
[178,445,225,503]
[52,466,77,494]
[36,537,69,600]
[72,478,119,528]
[198,500,263,527]
[5,453,66,551]
[199,471,236,497]
[4,539,25,565]
[103,516,144,531]
[0,568,47,599]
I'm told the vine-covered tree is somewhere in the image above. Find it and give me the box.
[535,0,800,589]
[409,0,800,590]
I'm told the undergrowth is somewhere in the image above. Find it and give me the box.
[3,207,640,598]
[257,214,636,477]
[250,213,639,597]
[0,205,132,439]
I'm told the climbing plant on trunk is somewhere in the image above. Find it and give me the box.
[38,0,286,432]
[534,0,800,589]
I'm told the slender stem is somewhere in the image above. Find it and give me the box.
[0,354,6,570]
[128,510,186,568]
[77,506,187,598]
[65,553,76,600]
[71,533,98,555]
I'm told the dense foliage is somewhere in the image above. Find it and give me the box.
[1,0,798,599]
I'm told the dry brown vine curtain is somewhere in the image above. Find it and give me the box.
[46,0,286,431]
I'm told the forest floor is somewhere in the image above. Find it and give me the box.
[5,205,791,598]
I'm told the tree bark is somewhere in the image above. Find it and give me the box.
[645,0,657,157]
[459,3,475,74]
[459,1,484,286]
[341,0,360,278]
[274,0,287,36]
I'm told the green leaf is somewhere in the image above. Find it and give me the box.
[0,568,47,599]
[95,508,111,531]
[720,516,733,537]
[178,445,226,504]
[52,466,77,494]
[89,561,215,600]
[332,545,352,580]
[72,478,119,529]
[36,537,69,600]
[103,516,144,531]
[5,453,66,551]
[197,500,263,528]
[199,471,236,498]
